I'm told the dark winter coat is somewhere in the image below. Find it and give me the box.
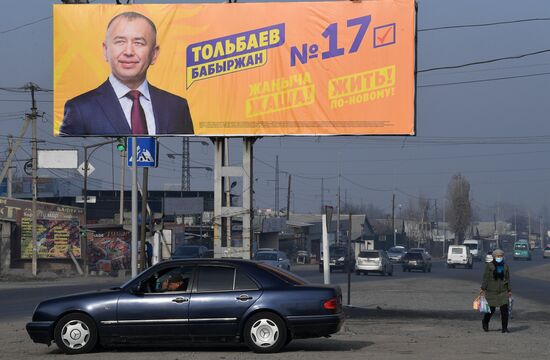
[481,261,511,307]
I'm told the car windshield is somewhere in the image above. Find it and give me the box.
[451,248,463,254]
[389,247,405,253]
[464,243,478,250]
[256,263,308,285]
[358,251,379,258]
[403,253,422,260]
[173,246,199,257]
[330,247,346,256]
[410,248,424,253]
[515,244,528,250]
[256,252,278,261]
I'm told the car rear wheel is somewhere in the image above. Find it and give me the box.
[54,313,98,355]
[244,312,287,353]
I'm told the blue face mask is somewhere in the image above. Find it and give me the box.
[495,257,504,263]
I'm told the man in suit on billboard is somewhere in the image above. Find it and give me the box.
[59,11,194,136]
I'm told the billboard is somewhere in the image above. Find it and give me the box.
[0,197,84,259]
[53,1,416,137]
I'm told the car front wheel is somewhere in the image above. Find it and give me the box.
[244,312,287,353]
[54,313,98,355]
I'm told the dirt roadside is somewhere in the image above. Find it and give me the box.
[2,274,549,359]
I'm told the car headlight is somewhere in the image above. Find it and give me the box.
[338,257,345,261]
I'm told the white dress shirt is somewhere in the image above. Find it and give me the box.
[109,74,157,135]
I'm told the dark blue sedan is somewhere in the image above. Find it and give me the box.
[27,259,344,354]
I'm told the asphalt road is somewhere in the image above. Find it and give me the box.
[1,250,548,322]
[295,249,550,306]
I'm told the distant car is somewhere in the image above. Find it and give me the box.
[513,240,531,261]
[447,245,473,269]
[254,249,291,271]
[409,247,432,261]
[355,250,393,276]
[402,252,432,273]
[543,246,550,259]
[485,250,494,263]
[26,259,344,354]
[319,245,355,273]
[171,245,209,260]
[387,246,407,263]
[463,239,483,261]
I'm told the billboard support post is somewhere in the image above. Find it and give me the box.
[213,138,255,259]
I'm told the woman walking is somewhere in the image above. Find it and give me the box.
[480,249,512,333]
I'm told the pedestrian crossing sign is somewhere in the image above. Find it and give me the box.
[127,137,158,168]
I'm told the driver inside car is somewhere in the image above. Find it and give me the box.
[160,273,188,292]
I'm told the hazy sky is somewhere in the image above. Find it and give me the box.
[1,0,550,220]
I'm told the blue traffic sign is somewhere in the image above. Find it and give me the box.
[127,137,158,168]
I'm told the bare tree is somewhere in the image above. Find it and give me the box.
[446,173,472,244]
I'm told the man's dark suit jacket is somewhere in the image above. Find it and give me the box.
[59,80,194,136]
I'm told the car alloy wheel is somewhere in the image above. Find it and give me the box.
[54,313,98,354]
[244,312,287,353]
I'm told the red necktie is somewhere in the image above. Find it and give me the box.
[126,90,148,135]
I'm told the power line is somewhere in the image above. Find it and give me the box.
[418,71,550,88]
[0,16,51,35]
[419,17,550,32]
[418,49,550,73]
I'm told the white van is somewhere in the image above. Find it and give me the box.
[447,245,473,269]
[463,239,483,260]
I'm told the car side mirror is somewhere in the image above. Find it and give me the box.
[278,258,284,261]
[131,281,144,294]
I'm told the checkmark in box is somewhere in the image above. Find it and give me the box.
[373,23,396,48]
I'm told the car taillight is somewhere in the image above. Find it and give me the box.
[323,298,338,310]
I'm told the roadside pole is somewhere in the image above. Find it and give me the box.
[30,85,38,277]
[347,213,352,306]
[131,137,138,277]
[322,214,330,285]
[140,167,148,270]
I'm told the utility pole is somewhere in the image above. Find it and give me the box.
[337,158,341,245]
[29,84,39,277]
[528,209,531,244]
[286,174,292,220]
[7,136,13,198]
[392,193,396,247]
[119,151,125,224]
[514,209,517,242]
[181,137,190,191]
[224,139,231,249]
[320,177,324,212]
[443,199,447,257]
[346,212,352,306]
[131,137,138,277]
[275,155,279,214]
[140,167,148,270]
[540,216,543,250]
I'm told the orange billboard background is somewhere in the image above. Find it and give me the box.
[53,1,416,136]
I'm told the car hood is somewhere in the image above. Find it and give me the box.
[33,288,122,321]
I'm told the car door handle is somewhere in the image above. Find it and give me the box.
[172,297,189,304]
[236,294,253,301]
